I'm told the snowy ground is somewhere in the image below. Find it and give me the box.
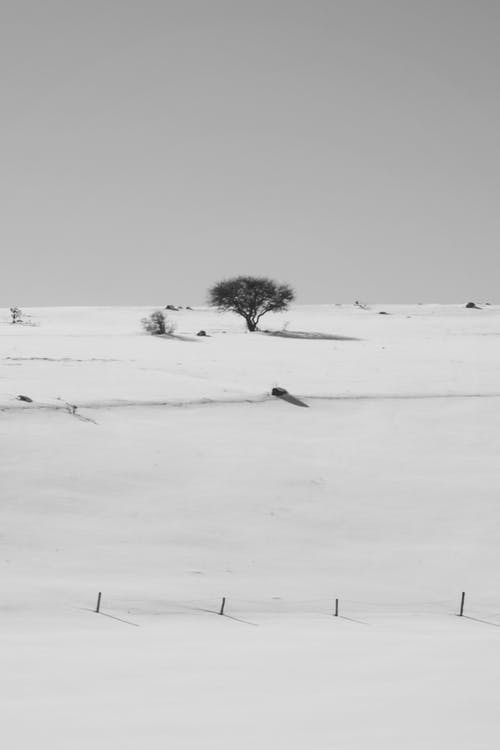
[1,304,500,748]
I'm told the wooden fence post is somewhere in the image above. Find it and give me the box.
[459,591,465,617]
[95,592,102,614]
[335,598,339,617]
[219,597,226,616]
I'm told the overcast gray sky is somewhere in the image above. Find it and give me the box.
[1,0,499,306]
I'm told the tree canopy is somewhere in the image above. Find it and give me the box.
[208,276,295,331]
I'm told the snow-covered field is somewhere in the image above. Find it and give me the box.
[2,304,500,748]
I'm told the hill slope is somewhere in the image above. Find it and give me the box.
[1,304,500,749]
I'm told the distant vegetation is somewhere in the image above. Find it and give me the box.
[208,276,295,331]
[141,310,176,336]
[10,306,23,324]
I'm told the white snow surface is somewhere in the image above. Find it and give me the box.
[1,304,500,748]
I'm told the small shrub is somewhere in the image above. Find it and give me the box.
[141,310,176,336]
[10,306,23,324]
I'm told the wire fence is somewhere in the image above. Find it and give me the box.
[80,590,500,627]
[4,590,500,629]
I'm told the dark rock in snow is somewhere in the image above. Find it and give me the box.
[165,305,179,311]
[271,387,288,397]
[196,330,207,336]
[271,387,309,408]
[378,311,389,315]
[16,394,33,403]
[465,302,481,309]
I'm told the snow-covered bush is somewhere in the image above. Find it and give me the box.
[141,310,176,336]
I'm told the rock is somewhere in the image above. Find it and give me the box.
[196,330,207,336]
[271,387,288,397]
[16,394,33,403]
[271,386,309,408]
[165,304,179,311]
[378,311,389,315]
[465,302,481,309]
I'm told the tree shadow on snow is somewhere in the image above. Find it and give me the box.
[261,330,360,341]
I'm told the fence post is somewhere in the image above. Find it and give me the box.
[219,597,226,616]
[95,592,102,614]
[335,598,339,617]
[459,591,465,617]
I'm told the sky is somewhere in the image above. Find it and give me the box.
[1,0,500,306]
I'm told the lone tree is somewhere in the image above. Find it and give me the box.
[208,276,295,331]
